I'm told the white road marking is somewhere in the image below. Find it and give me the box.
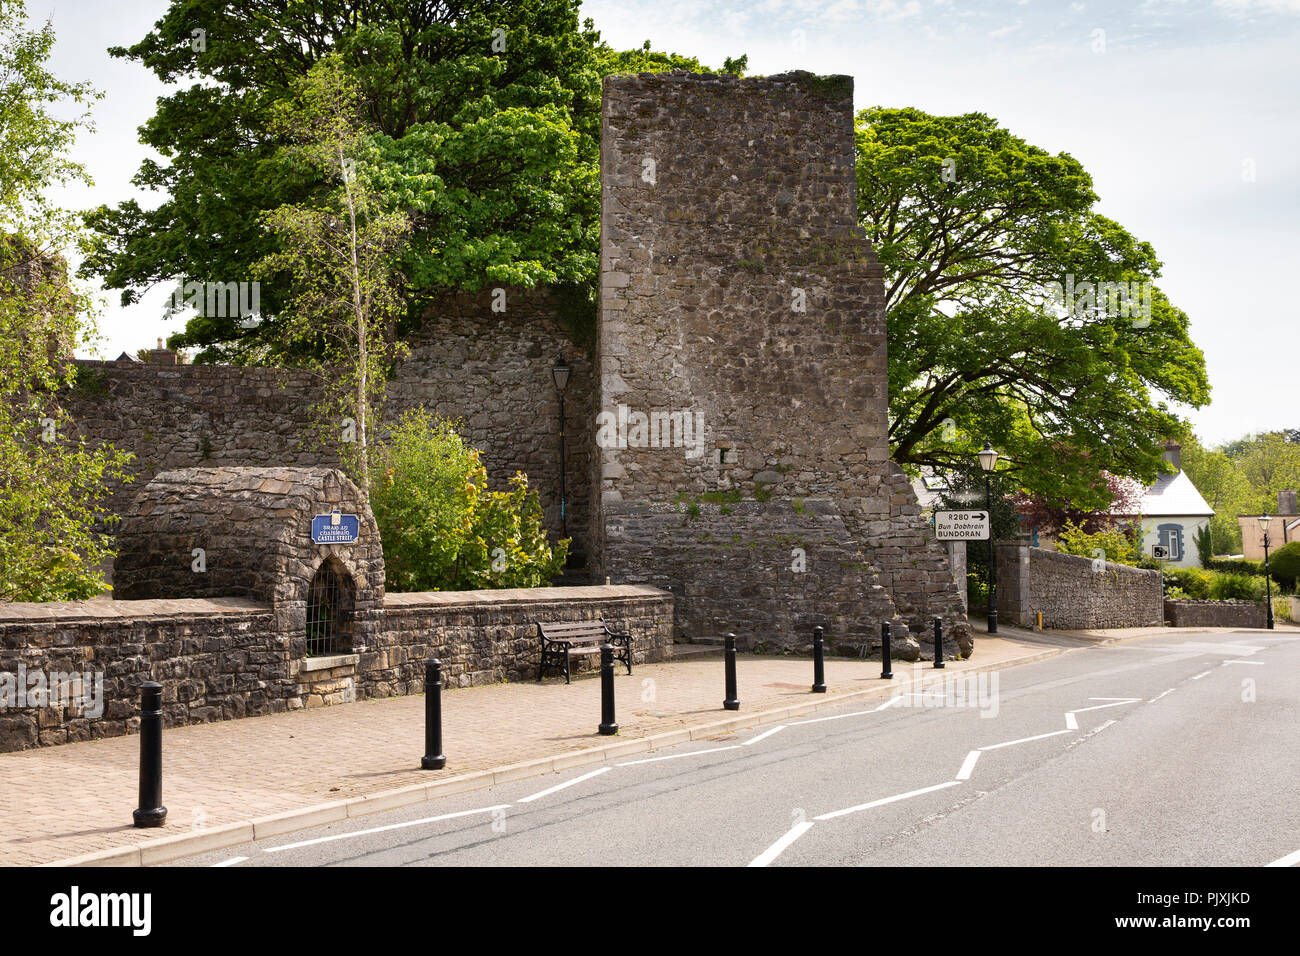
[743,725,787,746]
[979,729,1072,752]
[211,856,247,867]
[1222,659,1264,665]
[877,695,905,710]
[955,750,981,781]
[1071,699,1140,714]
[616,745,742,766]
[1266,848,1300,867]
[1093,719,1116,733]
[789,710,873,726]
[814,781,962,821]
[516,767,611,803]
[1149,688,1175,702]
[1065,713,1078,730]
[263,805,510,853]
[1147,642,1263,656]
[748,821,815,867]
[1191,670,1212,680]
[1088,697,1136,701]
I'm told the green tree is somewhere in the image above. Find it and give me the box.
[369,409,567,591]
[256,56,411,495]
[80,2,743,363]
[1181,433,1252,553]
[0,0,131,602]
[856,107,1210,508]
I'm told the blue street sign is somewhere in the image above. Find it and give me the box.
[311,512,361,544]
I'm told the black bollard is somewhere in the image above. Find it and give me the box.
[811,625,827,693]
[599,643,619,735]
[933,617,945,669]
[880,621,893,680]
[421,659,447,769]
[723,633,740,710]
[132,682,167,828]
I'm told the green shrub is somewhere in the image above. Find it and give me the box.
[1205,557,1266,577]
[1164,567,1210,599]
[1206,572,1265,603]
[369,409,568,591]
[1268,540,1300,592]
[1193,525,1213,567]
[1057,521,1142,566]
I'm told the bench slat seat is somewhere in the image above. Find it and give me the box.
[537,619,633,683]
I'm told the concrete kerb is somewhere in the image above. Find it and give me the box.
[48,642,1066,868]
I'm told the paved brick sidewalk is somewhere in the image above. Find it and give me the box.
[1,635,1061,866]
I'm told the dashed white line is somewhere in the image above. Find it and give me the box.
[1150,688,1175,702]
[955,750,981,781]
[211,856,247,867]
[743,725,787,746]
[516,767,611,803]
[1223,659,1264,666]
[263,805,510,853]
[1065,713,1079,730]
[1266,848,1300,867]
[616,745,743,766]
[1191,670,1212,680]
[814,781,961,821]
[748,820,815,867]
[978,729,1072,752]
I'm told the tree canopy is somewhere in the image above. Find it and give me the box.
[857,106,1210,508]
[81,1,743,363]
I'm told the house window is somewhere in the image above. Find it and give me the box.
[306,560,352,655]
[1157,523,1184,561]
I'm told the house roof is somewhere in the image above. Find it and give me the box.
[1132,469,1215,518]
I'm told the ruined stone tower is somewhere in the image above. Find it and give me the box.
[593,71,970,656]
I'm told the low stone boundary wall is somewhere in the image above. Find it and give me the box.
[997,542,1163,629]
[1164,599,1267,628]
[372,585,674,695]
[0,585,674,752]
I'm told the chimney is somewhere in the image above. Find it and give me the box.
[147,337,178,365]
[1162,438,1181,471]
[1280,490,1298,515]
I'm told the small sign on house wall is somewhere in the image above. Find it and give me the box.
[311,511,361,544]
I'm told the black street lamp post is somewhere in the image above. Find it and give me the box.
[979,442,999,634]
[552,354,570,539]
[1260,513,1275,631]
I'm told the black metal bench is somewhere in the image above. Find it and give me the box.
[537,620,633,683]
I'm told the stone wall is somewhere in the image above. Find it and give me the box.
[0,585,673,753]
[368,585,673,694]
[593,70,969,656]
[61,286,594,568]
[1164,599,1268,629]
[997,542,1164,629]
[0,598,281,749]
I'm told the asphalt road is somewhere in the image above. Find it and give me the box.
[177,630,1300,867]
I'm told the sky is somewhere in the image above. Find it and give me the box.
[25,0,1300,448]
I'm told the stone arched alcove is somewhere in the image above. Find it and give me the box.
[113,466,384,656]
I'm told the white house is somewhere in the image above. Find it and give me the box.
[1125,441,1215,568]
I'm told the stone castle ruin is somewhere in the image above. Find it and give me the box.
[2,71,971,750]
[594,71,969,656]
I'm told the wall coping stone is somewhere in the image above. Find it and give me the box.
[382,585,670,610]
[0,596,270,624]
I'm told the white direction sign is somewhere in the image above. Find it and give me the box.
[935,510,990,541]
